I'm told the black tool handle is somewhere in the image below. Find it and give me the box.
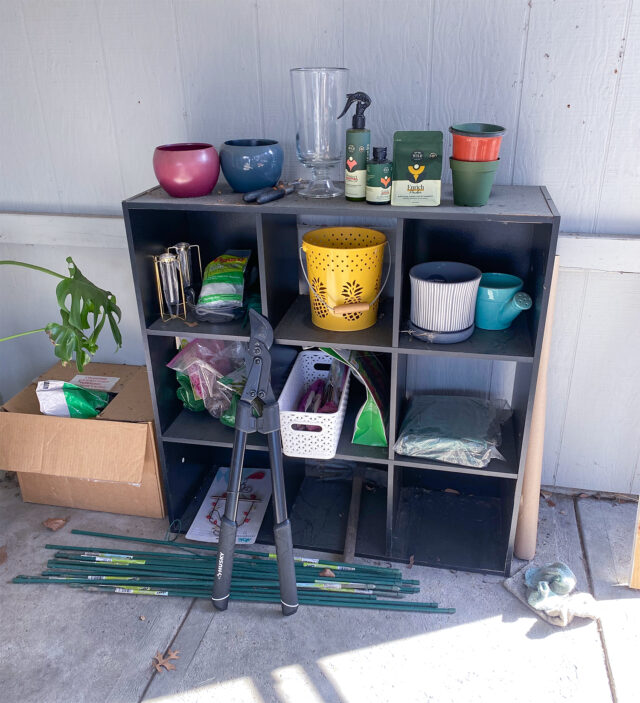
[273,519,298,616]
[243,186,273,202]
[211,515,237,611]
[256,185,294,204]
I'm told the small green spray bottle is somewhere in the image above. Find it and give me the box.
[338,92,371,201]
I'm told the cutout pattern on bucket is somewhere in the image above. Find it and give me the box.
[341,280,364,321]
[311,277,329,318]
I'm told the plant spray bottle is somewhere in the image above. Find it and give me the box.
[338,92,371,201]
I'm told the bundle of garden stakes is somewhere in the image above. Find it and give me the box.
[13,529,454,614]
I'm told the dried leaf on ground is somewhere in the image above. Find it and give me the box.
[0,545,7,565]
[546,499,556,507]
[540,490,552,499]
[444,488,460,495]
[152,649,180,673]
[408,555,415,569]
[42,517,69,531]
[578,493,590,499]
[319,568,335,578]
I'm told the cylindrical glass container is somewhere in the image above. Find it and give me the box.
[290,67,348,198]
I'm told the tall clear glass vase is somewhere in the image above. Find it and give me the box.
[290,67,348,198]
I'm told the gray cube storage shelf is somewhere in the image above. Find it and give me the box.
[123,183,559,576]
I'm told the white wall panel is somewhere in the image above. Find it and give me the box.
[541,269,588,486]
[174,0,263,150]
[0,1,61,211]
[555,271,640,492]
[596,2,640,236]
[97,0,188,199]
[430,0,530,185]
[344,1,434,160]
[257,0,344,180]
[20,0,123,214]
[0,212,126,248]
[513,0,628,232]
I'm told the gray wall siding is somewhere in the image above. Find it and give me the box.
[1,0,638,232]
[1,0,639,492]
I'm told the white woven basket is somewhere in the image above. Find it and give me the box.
[278,351,350,459]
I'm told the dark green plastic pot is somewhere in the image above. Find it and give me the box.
[450,157,499,206]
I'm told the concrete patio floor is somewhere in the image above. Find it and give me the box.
[0,471,637,703]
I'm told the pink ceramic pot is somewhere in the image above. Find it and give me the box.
[153,143,220,197]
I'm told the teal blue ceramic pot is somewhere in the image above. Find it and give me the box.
[219,139,283,193]
[475,273,532,330]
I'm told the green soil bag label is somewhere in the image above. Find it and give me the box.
[36,380,109,418]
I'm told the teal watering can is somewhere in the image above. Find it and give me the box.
[475,273,532,330]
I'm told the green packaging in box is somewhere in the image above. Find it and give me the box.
[36,380,109,418]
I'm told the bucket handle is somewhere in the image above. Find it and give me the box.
[298,242,391,316]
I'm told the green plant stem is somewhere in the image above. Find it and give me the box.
[0,328,47,342]
[0,260,65,279]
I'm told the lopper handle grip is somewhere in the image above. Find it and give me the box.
[273,520,299,616]
[211,516,237,611]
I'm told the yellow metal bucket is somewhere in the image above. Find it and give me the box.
[300,227,388,332]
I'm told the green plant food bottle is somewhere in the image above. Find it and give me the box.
[338,92,371,201]
[366,147,392,204]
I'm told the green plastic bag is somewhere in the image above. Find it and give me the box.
[320,348,388,447]
[220,393,238,428]
[176,371,205,412]
[36,380,109,418]
[197,250,250,309]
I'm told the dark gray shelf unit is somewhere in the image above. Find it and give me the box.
[123,183,559,576]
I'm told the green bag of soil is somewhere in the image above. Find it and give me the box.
[35,380,109,418]
[321,348,388,447]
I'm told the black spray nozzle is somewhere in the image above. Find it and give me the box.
[338,92,371,129]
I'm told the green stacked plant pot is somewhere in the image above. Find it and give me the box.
[449,157,500,207]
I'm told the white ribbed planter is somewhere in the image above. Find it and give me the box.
[410,261,482,332]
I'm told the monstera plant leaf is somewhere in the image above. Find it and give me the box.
[45,257,122,371]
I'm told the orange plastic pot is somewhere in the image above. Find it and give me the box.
[450,123,506,162]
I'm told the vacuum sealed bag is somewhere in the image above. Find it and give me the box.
[394,395,511,468]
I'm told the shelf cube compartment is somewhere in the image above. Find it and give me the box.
[392,354,521,478]
[125,207,262,330]
[397,218,553,361]
[390,466,515,574]
[288,462,388,558]
[148,335,297,442]
[161,441,306,544]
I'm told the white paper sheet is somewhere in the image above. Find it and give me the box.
[186,467,272,544]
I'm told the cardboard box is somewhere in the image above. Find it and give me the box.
[0,362,165,518]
